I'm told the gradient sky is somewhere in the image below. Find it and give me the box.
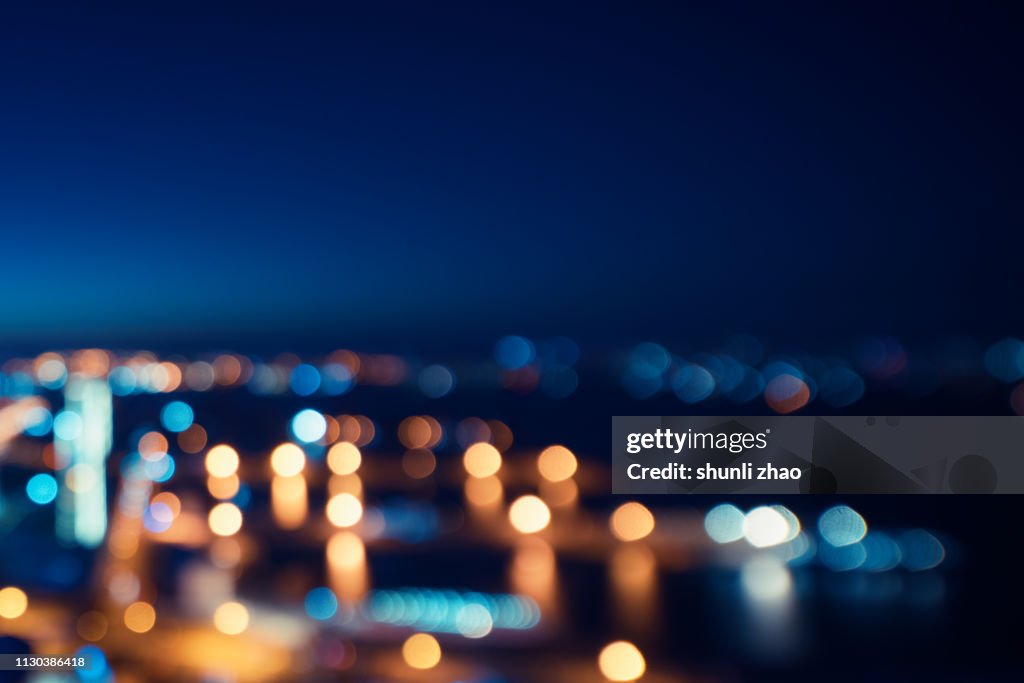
[1,1,1021,350]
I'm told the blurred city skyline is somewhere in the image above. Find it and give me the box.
[2,5,1023,680]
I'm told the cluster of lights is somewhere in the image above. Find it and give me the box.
[0,349,402,400]
[622,340,865,413]
[2,341,981,683]
[704,503,946,572]
[494,334,581,398]
[620,335,1024,415]
[0,335,1021,414]
[364,588,540,635]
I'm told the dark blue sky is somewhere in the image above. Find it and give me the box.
[1,1,1021,350]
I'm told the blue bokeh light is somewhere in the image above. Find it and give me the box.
[727,366,765,403]
[819,367,865,407]
[818,539,867,571]
[53,411,84,441]
[983,337,1024,383]
[418,365,455,398]
[899,529,946,571]
[75,644,109,681]
[672,363,715,403]
[292,409,327,443]
[26,473,59,504]
[290,363,322,396]
[321,362,354,395]
[628,342,671,379]
[704,504,745,543]
[860,531,902,572]
[108,366,138,396]
[305,586,339,620]
[160,401,194,432]
[143,453,176,483]
[818,505,867,547]
[495,335,535,370]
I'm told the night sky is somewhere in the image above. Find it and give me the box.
[1,1,1021,350]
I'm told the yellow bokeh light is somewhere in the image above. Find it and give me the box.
[465,475,503,507]
[209,502,243,536]
[124,601,156,633]
[326,493,363,528]
[206,445,240,478]
[598,641,646,681]
[509,495,551,534]
[213,601,250,635]
[610,502,656,542]
[270,443,306,477]
[207,474,241,500]
[463,442,502,478]
[0,586,28,619]
[327,442,361,475]
[327,530,366,570]
[537,445,578,482]
[402,633,442,670]
[271,474,308,530]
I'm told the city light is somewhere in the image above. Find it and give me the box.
[610,502,655,542]
[326,493,363,528]
[402,633,442,670]
[598,641,646,681]
[209,503,243,536]
[213,601,250,635]
[205,445,240,478]
[537,445,578,482]
[743,506,791,548]
[0,586,28,619]
[123,601,156,633]
[464,442,502,478]
[55,377,113,548]
[509,495,551,534]
[327,442,361,475]
[270,442,306,477]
